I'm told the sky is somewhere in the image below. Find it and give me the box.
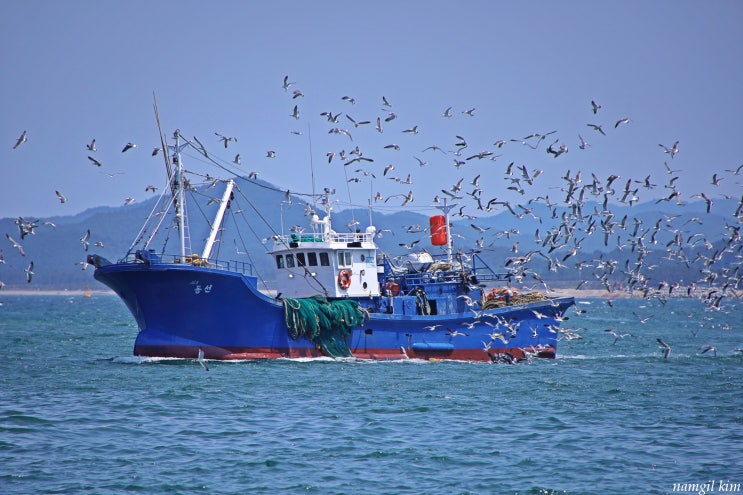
[2,1,742,221]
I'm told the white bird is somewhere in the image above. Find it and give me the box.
[80,229,91,251]
[282,75,295,91]
[699,345,717,357]
[659,140,679,158]
[215,133,237,148]
[657,338,672,360]
[55,190,67,203]
[446,328,469,337]
[121,142,137,153]
[6,234,25,256]
[86,138,96,152]
[24,261,34,283]
[88,155,103,167]
[13,130,27,149]
[614,117,630,128]
[197,348,209,371]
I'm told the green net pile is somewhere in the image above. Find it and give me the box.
[481,291,549,310]
[283,295,366,358]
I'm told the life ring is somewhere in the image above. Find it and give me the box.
[338,269,352,289]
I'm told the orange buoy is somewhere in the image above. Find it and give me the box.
[429,215,447,246]
[337,269,351,289]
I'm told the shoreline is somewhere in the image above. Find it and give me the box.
[0,289,115,296]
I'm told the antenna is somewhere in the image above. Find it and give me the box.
[307,122,316,209]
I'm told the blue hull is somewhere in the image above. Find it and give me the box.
[95,261,575,363]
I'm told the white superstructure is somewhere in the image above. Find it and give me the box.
[269,211,381,298]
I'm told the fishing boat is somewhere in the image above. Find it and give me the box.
[89,129,574,363]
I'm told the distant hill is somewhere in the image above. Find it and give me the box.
[1,176,740,293]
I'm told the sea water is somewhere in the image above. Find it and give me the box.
[1,294,741,495]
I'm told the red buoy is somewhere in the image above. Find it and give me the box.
[429,215,447,246]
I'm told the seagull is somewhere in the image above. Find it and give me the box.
[659,141,679,158]
[591,100,602,114]
[699,345,717,357]
[6,234,25,256]
[86,138,96,152]
[446,328,469,337]
[604,328,632,344]
[282,75,295,91]
[13,130,27,149]
[657,338,672,360]
[121,142,137,153]
[151,146,160,156]
[233,154,240,165]
[614,117,630,128]
[442,106,453,118]
[24,261,34,283]
[55,190,67,203]
[291,105,299,120]
[197,348,209,371]
[87,155,103,167]
[80,229,91,251]
[586,123,606,136]
[215,133,237,148]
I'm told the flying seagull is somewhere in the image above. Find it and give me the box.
[197,348,209,371]
[657,338,672,360]
[24,261,34,283]
[121,142,137,153]
[13,130,27,149]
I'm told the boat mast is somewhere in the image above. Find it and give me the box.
[201,179,235,260]
[435,199,457,264]
[171,130,188,260]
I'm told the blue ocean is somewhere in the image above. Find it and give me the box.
[1,294,741,495]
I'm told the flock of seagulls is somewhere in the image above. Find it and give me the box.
[4,75,742,360]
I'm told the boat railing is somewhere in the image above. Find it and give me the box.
[274,230,375,247]
[382,251,510,287]
[121,250,254,275]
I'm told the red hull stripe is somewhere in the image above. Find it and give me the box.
[134,345,555,362]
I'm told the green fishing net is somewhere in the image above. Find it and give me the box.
[283,295,366,358]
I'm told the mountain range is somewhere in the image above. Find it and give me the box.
[1,176,740,293]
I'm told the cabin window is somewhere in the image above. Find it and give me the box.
[286,254,295,268]
[319,252,330,266]
[307,252,318,266]
[296,253,306,267]
[338,251,352,267]
[275,255,284,269]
